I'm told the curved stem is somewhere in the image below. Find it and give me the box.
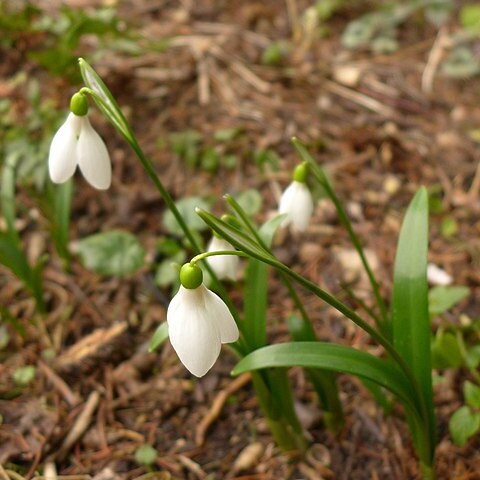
[191,250,249,264]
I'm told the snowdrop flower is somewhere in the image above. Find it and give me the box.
[279,162,314,232]
[206,235,239,281]
[427,263,453,286]
[48,93,112,190]
[167,263,239,377]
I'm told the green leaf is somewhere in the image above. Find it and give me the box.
[464,381,480,409]
[134,444,158,466]
[13,366,36,386]
[392,187,435,455]
[431,331,463,369]
[425,0,454,27]
[75,230,145,276]
[441,47,480,79]
[78,58,132,141]
[196,209,275,264]
[1,156,18,242]
[213,127,243,142]
[258,214,287,247]
[149,322,169,353]
[429,286,470,317]
[232,342,419,415]
[155,251,185,289]
[0,234,33,287]
[163,197,211,236]
[466,345,480,369]
[460,4,480,33]
[449,406,480,447]
[235,189,263,217]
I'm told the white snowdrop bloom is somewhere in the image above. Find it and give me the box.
[48,94,111,190]
[427,263,453,286]
[206,236,239,281]
[279,180,314,232]
[167,263,239,377]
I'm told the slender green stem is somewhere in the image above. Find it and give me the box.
[226,194,344,431]
[191,250,249,264]
[292,138,389,332]
[251,372,307,452]
[340,282,382,326]
[125,139,244,325]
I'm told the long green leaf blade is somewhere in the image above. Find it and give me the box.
[1,157,19,244]
[232,342,418,415]
[392,187,435,455]
[78,58,132,141]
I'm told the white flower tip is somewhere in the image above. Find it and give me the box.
[278,181,314,232]
[206,238,239,281]
[427,263,453,286]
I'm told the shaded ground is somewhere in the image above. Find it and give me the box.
[1,1,480,479]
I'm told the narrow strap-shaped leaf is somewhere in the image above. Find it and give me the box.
[78,58,133,142]
[0,235,33,289]
[149,322,169,352]
[392,187,436,459]
[1,157,19,244]
[196,209,275,263]
[232,342,419,417]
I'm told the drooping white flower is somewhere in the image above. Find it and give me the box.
[167,263,239,377]
[279,180,314,232]
[206,236,239,281]
[427,263,453,286]
[48,95,111,190]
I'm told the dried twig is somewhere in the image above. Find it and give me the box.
[323,80,397,118]
[422,27,450,94]
[38,360,79,407]
[195,373,251,446]
[55,391,100,461]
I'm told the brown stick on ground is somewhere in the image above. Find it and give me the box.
[195,373,251,446]
[38,360,79,408]
[55,391,100,461]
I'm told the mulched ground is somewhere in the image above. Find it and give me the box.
[1,1,480,479]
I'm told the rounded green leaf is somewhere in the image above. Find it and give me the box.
[163,197,210,235]
[75,230,145,276]
[449,406,480,447]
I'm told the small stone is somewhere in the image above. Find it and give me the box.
[232,442,264,472]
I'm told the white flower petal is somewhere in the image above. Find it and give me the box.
[48,114,79,184]
[427,263,453,286]
[167,286,222,377]
[206,237,239,281]
[278,181,314,232]
[77,117,112,190]
[203,286,239,344]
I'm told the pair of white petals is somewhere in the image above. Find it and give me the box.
[48,113,112,190]
[167,284,239,377]
[278,180,314,232]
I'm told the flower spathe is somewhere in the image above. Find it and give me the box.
[278,180,314,232]
[167,280,239,377]
[48,113,112,190]
[206,236,239,281]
